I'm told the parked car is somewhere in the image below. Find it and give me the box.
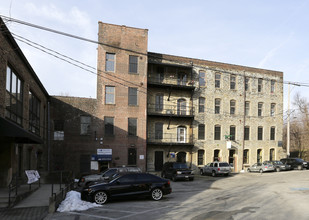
[247,162,275,173]
[161,162,194,181]
[81,173,172,204]
[200,161,231,177]
[78,166,142,188]
[280,158,307,170]
[263,160,291,172]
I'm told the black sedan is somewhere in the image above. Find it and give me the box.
[81,173,172,204]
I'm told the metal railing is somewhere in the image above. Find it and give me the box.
[147,133,194,144]
[147,103,194,116]
[148,75,195,88]
[49,170,75,213]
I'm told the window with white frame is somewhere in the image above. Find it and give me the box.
[230,74,236,90]
[215,73,221,88]
[105,53,115,72]
[105,86,115,104]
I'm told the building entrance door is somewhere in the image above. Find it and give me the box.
[154,151,164,171]
[128,148,137,165]
[177,152,186,163]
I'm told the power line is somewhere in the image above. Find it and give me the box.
[2,15,309,88]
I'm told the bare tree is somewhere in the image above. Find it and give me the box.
[289,93,309,160]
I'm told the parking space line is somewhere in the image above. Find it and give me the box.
[68,211,116,219]
[115,205,173,220]
[92,207,139,214]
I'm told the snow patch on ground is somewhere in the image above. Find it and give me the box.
[57,190,101,212]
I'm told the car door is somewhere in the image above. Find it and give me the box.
[205,163,213,174]
[108,174,137,197]
[133,174,152,195]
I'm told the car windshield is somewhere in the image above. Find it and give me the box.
[173,163,188,169]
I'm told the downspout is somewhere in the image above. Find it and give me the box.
[242,73,247,171]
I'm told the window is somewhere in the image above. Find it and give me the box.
[215,98,221,114]
[80,116,91,135]
[198,124,205,140]
[155,122,163,140]
[230,126,236,141]
[5,66,23,125]
[271,80,275,93]
[258,102,263,117]
[128,118,137,136]
[244,126,250,140]
[245,101,250,116]
[155,94,163,111]
[177,99,186,115]
[105,53,115,72]
[245,77,249,91]
[243,149,249,164]
[177,126,186,143]
[54,120,64,140]
[198,150,205,165]
[230,100,236,115]
[214,149,220,161]
[129,55,138,73]
[214,125,221,140]
[199,71,206,87]
[199,97,205,113]
[178,73,187,85]
[104,117,114,136]
[156,66,164,83]
[105,86,115,104]
[258,78,263,92]
[270,127,275,140]
[230,74,236,90]
[215,73,221,88]
[128,87,138,105]
[270,103,276,117]
[258,126,263,140]
[29,91,40,135]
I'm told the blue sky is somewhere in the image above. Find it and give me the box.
[1,0,309,113]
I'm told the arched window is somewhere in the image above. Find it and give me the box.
[177,99,186,115]
[177,126,186,143]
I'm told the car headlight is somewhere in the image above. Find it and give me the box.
[177,171,182,174]
[191,171,194,175]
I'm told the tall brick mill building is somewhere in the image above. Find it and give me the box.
[50,21,285,176]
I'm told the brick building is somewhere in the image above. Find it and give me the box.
[50,21,284,176]
[147,53,284,173]
[0,18,49,186]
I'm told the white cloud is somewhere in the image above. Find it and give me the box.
[258,32,294,68]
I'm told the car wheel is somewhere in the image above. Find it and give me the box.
[224,173,229,177]
[259,169,263,173]
[151,188,163,201]
[297,165,303,170]
[94,191,108,204]
[211,171,216,177]
[200,169,204,175]
[276,167,280,172]
[247,168,251,172]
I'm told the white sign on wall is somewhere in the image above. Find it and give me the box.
[25,170,40,184]
[91,161,99,170]
[226,141,232,149]
[97,149,112,155]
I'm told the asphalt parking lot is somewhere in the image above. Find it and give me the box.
[45,170,309,220]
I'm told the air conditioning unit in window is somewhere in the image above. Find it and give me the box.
[166,109,173,114]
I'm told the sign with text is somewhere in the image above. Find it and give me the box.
[97,149,112,155]
[25,170,40,184]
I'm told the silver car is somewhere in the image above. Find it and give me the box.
[247,162,275,173]
[200,161,231,177]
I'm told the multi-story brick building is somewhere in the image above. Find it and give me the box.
[0,18,49,186]
[147,53,284,173]
[50,21,284,176]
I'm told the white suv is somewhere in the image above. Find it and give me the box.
[200,161,231,177]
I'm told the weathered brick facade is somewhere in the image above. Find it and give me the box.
[0,18,49,186]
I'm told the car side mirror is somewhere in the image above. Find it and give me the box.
[104,177,110,180]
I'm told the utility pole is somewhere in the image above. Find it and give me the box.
[287,83,290,158]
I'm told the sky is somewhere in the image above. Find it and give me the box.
[1,0,309,113]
